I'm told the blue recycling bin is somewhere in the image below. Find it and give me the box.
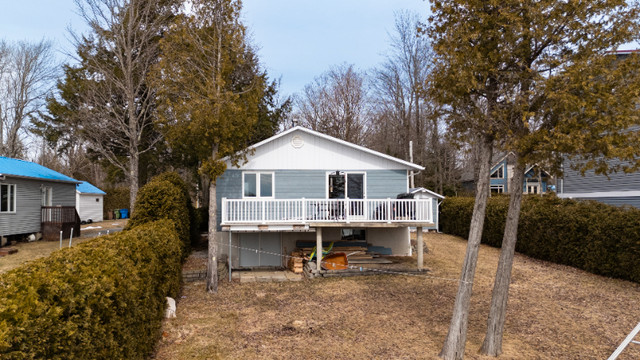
[120,209,129,219]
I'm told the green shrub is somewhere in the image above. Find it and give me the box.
[126,177,191,257]
[440,195,640,283]
[152,172,200,245]
[0,221,182,359]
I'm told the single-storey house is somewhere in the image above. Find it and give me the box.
[215,126,435,270]
[558,158,640,208]
[76,181,106,223]
[0,157,80,245]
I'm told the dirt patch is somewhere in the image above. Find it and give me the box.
[153,233,640,359]
[80,219,128,238]
[0,219,128,273]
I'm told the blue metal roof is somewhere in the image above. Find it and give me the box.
[0,156,79,183]
[76,181,106,195]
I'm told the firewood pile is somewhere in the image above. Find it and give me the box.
[288,240,393,274]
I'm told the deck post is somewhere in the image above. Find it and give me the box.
[302,198,306,223]
[417,226,424,271]
[228,231,232,282]
[316,227,323,272]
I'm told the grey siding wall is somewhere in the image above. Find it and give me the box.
[563,160,640,193]
[51,182,76,206]
[367,170,408,198]
[275,170,326,198]
[578,197,640,208]
[0,178,76,237]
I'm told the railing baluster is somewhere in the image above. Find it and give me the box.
[220,198,432,225]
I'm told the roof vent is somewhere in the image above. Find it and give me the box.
[291,135,304,148]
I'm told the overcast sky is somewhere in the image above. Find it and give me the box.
[0,0,429,97]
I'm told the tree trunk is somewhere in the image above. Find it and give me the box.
[439,135,493,360]
[129,152,139,211]
[206,181,218,293]
[480,159,526,356]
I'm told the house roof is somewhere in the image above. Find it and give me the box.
[0,157,79,183]
[235,126,424,171]
[409,187,445,199]
[76,181,106,195]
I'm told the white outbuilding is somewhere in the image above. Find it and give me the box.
[76,181,106,223]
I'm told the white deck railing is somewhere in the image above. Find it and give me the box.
[221,198,433,225]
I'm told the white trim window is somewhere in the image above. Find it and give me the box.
[490,164,505,179]
[490,185,504,194]
[326,171,366,199]
[0,184,16,213]
[42,186,53,206]
[243,172,274,198]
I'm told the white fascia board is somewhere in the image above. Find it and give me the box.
[558,190,640,198]
[410,187,445,199]
[223,126,424,171]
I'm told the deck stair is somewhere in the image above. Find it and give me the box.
[41,206,81,241]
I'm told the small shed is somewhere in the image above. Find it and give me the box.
[408,187,444,231]
[76,182,106,223]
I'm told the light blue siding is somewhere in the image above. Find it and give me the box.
[274,170,326,198]
[367,170,408,198]
[216,169,410,229]
[490,159,508,192]
[217,169,408,201]
[215,170,242,229]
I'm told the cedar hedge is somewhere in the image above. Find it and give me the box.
[0,222,182,359]
[152,172,201,246]
[440,195,640,283]
[125,173,193,257]
[0,173,194,359]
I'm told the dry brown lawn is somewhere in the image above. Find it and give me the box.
[0,219,128,273]
[154,233,640,359]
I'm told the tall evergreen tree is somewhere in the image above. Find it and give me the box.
[427,1,640,359]
[153,0,285,293]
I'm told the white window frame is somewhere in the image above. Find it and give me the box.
[491,164,505,179]
[242,172,274,198]
[42,186,53,206]
[0,183,17,214]
[490,185,504,194]
[325,171,367,199]
[524,182,540,195]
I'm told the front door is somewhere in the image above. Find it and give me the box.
[328,172,365,218]
[239,233,282,267]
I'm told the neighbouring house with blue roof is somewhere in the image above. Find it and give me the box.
[0,156,80,245]
[76,182,106,223]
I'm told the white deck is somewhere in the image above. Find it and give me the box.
[221,198,433,226]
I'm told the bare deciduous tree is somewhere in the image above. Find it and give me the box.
[293,64,371,145]
[0,40,57,158]
[370,11,462,194]
[72,0,174,209]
